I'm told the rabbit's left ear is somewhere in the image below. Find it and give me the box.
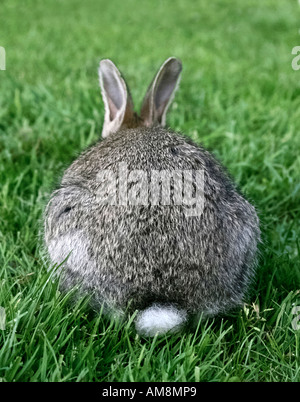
[140,57,182,127]
[99,59,135,138]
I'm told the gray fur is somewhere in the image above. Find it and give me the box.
[44,58,260,322]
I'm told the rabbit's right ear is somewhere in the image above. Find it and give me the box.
[140,57,182,127]
[99,60,135,138]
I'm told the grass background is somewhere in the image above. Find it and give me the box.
[0,0,300,381]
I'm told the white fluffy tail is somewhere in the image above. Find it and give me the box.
[135,304,188,337]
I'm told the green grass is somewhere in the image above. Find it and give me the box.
[0,0,300,382]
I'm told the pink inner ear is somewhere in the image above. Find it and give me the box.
[107,97,119,122]
[101,63,125,121]
[155,75,176,108]
[154,67,180,120]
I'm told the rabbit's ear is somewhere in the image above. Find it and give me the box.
[99,59,135,138]
[140,57,182,127]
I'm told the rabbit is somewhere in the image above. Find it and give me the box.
[44,57,260,337]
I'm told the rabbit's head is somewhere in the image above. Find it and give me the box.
[99,57,182,138]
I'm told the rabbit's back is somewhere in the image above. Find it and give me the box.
[45,127,259,316]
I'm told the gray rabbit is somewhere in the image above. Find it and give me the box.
[44,58,260,336]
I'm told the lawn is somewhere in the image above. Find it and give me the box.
[0,0,300,382]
